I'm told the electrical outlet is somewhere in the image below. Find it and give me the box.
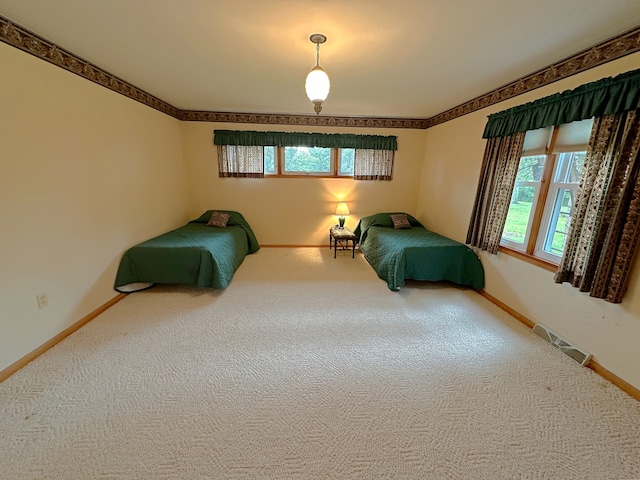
[36,293,48,309]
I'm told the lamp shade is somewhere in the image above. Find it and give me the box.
[335,202,350,216]
[305,66,330,103]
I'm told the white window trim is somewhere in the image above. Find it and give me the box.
[535,181,580,263]
[501,179,542,252]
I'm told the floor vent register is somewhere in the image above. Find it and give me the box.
[532,323,592,366]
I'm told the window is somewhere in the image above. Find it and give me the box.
[283,146,331,175]
[538,151,585,260]
[339,149,355,175]
[213,130,396,179]
[263,147,359,177]
[502,154,546,247]
[500,119,592,264]
[264,146,276,174]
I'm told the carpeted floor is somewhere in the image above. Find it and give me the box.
[1,247,639,479]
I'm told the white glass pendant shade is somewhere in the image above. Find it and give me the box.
[305,34,330,114]
[305,66,330,103]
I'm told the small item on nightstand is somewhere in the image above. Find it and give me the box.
[335,202,350,228]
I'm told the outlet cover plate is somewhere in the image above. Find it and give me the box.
[37,293,48,309]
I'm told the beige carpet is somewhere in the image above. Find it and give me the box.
[1,248,640,479]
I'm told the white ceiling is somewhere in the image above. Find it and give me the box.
[2,0,640,119]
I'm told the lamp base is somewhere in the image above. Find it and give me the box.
[338,217,345,228]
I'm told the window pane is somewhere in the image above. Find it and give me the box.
[554,151,585,183]
[264,146,276,174]
[284,146,331,173]
[502,154,545,248]
[339,149,354,175]
[516,155,546,181]
[543,188,575,256]
[502,186,536,245]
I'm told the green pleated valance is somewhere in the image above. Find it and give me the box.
[483,67,640,138]
[213,130,397,151]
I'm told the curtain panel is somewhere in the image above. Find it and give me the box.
[354,149,394,180]
[217,145,264,178]
[483,67,640,139]
[213,130,398,151]
[466,132,526,253]
[555,110,640,303]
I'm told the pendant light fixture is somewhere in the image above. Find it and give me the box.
[305,33,330,115]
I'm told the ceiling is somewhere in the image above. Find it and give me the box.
[2,0,640,119]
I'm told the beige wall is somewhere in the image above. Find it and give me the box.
[180,122,425,245]
[0,43,190,371]
[416,52,640,390]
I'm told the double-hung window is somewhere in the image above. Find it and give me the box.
[500,118,592,264]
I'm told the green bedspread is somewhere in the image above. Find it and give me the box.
[354,212,484,291]
[114,210,259,292]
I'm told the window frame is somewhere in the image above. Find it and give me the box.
[499,125,588,269]
[264,147,356,178]
[499,155,546,252]
[534,152,584,263]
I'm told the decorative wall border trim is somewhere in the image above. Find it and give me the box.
[0,16,180,118]
[2,13,640,129]
[177,110,429,128]
[423,25,640,129]
[0,14,425,128]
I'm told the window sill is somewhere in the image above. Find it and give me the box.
[498,246,558,272]
[264,174,352,179]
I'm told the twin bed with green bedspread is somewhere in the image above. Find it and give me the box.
[115,209,481,293]
[354,212,484,291]
[114,210,260,292]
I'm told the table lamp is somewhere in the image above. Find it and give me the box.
[335,202,350,228]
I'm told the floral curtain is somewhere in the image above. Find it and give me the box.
[217,145,264,178]
[354,149,394,181]
[466,132,526,253]
[555,109,640,303]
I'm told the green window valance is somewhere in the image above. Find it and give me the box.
[483,67,640,138]
[213,130,398,151]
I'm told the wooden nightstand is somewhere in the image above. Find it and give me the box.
[329,226,358,258]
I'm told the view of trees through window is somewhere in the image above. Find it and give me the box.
[502,155,546,245]
[264,146,275,173]
[340,149,354,174]
[542,151,585,256]
[502,151,585,257]
[263,147,355,175]
[284,147,331,172]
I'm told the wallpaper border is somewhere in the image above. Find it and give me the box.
[0,16,180,118]
[424,26,640,129]
[2,15,640,129]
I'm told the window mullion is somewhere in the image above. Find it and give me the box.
[526,126,559,254]
[277,147,283,175]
